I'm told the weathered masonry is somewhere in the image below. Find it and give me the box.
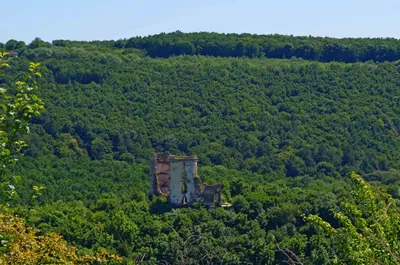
[203,184,222,207]
[149,153,170,195]
[149,152,222,206]
[169,155,202,205]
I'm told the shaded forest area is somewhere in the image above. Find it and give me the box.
[2,33,400,264]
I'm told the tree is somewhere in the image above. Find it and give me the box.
[28,37,51,49]
[0,214,122,264]
[0,54,121,264]
[5,39,26,51]
[0,53,44,208]
[305,172,400,264]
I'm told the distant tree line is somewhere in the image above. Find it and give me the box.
[3,32,400,63]
[118,32,400,62]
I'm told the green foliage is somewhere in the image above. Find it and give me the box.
[118,31,400,62]
[0,58,121,264]
[27,37,52,49]
[306,172,400,264]
[2,33,400,264]
[0,213,122,264]
[0,55,44,208]
[4,39,26,51]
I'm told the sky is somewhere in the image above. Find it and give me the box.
[2,0,400,43]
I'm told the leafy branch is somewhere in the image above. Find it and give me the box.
[0,55,44,208]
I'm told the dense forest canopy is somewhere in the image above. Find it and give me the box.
[1,32,400,264]
[5,32,400,62]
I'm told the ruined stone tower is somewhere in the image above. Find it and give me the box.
[169,155,202,205]
[150,152,223,207]
[149,153,202,205]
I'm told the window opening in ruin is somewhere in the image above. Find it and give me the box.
[182,195,187,205]
[182,182,187,194]
[181,162,188,194]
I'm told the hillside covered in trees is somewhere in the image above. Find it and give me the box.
[2,32,400,264]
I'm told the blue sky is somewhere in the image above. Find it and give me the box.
[3,0,400,43]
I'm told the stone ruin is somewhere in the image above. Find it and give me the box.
[149,152,222,206]
[203,184,222,207]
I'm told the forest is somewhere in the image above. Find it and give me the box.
[1,33,400,264]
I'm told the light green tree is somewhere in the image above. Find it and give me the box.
[0,52,44,208]
[305,172,400,265]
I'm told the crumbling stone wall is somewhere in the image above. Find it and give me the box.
[169,155,201,205]
[149,153,170,195]
[203,184,222,206]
